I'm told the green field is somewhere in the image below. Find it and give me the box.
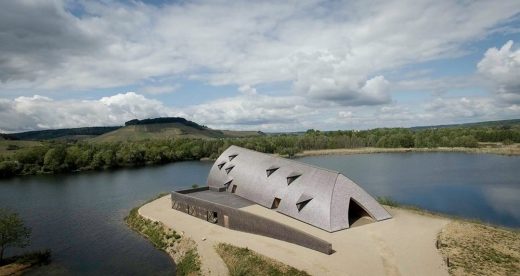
[91,123,263,143]
[0,140,42,156]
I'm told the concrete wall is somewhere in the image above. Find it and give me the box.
[171,190,333,254]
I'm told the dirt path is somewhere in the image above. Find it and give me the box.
[140,195,449,276]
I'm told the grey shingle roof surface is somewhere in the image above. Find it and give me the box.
[207,145,391,232]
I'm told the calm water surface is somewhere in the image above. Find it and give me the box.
[0,161,212,275]
[297,153,520,228]
[0,153,518,275]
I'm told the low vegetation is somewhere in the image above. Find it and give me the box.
[0,250,52,276]
[125,194,201,276]
[437,221,520,276]
[376,196,400,207]
[0,209,51,275]
[1,122,519,178]
[175,249,201,276]
[215,243,310,276]
[125,207,180,250]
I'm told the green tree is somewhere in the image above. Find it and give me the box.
[0,161,21,178]
[43,147,67,172]
[0,209,31,262]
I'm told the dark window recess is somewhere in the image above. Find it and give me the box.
[286,173,301,185]
[271,197,281,209]
[296,199,312,211]
[229,154,238,161]
[224,179,233,189]
[231,185,237,193]
[296,193,313,212]
[225,165,235,174]
[217,162,226,170]
[266,167,279,177]
[209,211,218,223]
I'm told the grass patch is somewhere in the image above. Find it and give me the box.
[215,243,310,276]
[176,249,201,276]
[376,196,400,207]
[125,193,176,250]
[0,140,42,156]
[0,250,51,275]
[438,221,520,275]
[125,193,200,276]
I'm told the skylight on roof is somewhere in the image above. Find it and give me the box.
[229,154,238,161]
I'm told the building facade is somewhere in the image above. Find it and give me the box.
[207,145,391,232]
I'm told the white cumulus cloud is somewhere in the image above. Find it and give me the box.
[478,40,520,103]
[1,0,520,108]
[0,92,173,132]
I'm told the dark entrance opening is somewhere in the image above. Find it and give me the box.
[348,198,373,227]
[271,197,281,209]
[209,211,218,223]
[231,185,237,193]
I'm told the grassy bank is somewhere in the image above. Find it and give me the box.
[295,144,520,157]
[215,243,310,276]
[0,250,51,276]
[376,197,520,276]
[438,221,519,275]
[125,195,201,276]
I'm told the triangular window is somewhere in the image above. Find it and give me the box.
[225,165,235,174]
[217,162,226,170]
[224,179,233,189]
[229,154,238,161]
[266,167,279,177]
[286,173,301,185]
[296,194,313,211]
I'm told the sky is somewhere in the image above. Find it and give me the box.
[0,0,520,133]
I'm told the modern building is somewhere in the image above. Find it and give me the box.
[171,145,391,254]
[207,145,391,232]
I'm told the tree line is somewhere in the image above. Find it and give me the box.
[1,125,519,178]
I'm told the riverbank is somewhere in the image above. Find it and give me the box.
[125,195,202,275]
[2,141,518,179]
[140,195,519,276]
[0,251,51,276]
[294,144,520,157]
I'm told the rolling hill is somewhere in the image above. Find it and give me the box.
[91,117,263,142]
[2,126,121,141]
[1,117,264,142]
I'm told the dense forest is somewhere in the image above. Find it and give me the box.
[125,117,207,129]
[0,125,519,178]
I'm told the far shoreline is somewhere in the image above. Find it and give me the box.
[293,145,520,157]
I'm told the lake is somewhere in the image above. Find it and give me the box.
[0,152,518,275]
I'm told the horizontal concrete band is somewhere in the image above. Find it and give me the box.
[171,189,333,254]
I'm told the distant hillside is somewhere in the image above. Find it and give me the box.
[91,117,264,142]
[0,117,264,142]
[411,119,520,130]
[2,126,121,141]
[125,117,206,129]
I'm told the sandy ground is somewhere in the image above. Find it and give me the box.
[140,195,450,276]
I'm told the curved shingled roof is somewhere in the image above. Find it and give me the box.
[207,145,391,232]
